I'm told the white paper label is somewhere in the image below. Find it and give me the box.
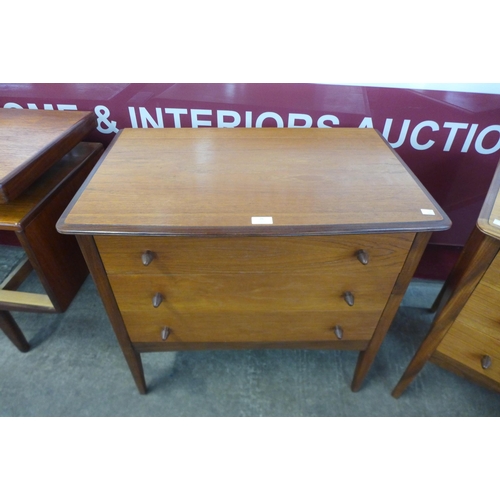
[421,209,436,215]
[493,219,500,226]
[251,216,273,224]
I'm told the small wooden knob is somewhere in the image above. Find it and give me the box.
[152,292,163,308]
[161,326,170,341]
[481,355,492,370]
[343,291,355,306]
[356,250,369,265]
[142,250,154,266]
[334,325,343,340]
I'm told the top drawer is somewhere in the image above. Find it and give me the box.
[95,233,414,275]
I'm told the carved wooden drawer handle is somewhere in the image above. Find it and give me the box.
[152,292,163,308]
[481,355,492,370]
[142,250,154,266]
[161,326,170,341]
[343,291,355,306]
[334,325,343,340]
[356,250,369,265]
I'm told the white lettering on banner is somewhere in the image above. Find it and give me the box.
[25,103,77,111]
[358,117,374,129]
[255,112,284,128]
[288,113,313,128]
[410,120,440,150]
[95,106,119,134]
[383,119,411,148]
[443,122,469,151]
[27,103,49,110]
[128,106,138,128]
[165,108,188,128]
[191,109,212,128]
[217,110,241,128]
[4,102,500,155]
[475,125,500,154]
[139,107,164,128]
[317,115,340,128]
[57,104,78,111]
[461,124,479,153]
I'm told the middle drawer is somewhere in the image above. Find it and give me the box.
[108,272,395,314]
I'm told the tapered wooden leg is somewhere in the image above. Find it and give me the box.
[392,228,500,398]
[351,232,431,392]
[76,235,147,394]
[0,311,30,352]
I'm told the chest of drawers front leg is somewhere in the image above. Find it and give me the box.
[76,235,147,394]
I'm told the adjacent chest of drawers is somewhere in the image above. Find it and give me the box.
[58,128,450,394]
[393,159,500,397]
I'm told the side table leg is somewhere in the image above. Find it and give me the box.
[392,228,500,398]
[0,311,30,352]
[76,235,147,394]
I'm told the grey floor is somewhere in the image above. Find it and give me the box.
[1,244,500,417]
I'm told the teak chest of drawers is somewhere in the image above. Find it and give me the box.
[57,128,450,394]
[393,158,500,397]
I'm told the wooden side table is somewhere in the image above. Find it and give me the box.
[0,109,102,351]
[57,128,450,394]
[392,158,500,397]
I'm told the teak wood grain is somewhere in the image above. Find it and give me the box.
[76,235,147,394]
[392,228,500,398]
[0,110,100,352]
[0,143,102,350]
[435,320,500,383]
[58,128,450,236]
[0,108,96,203]
[95,233,414,275]
[58,128,451,394]
[352,231,432,391]
[0,143,103,231]
[0,311,30,352]
[431,349,500,393]
[108,272,398,314]
[122,310,378,344]
[392,158,500,397]
[0,143,104,311]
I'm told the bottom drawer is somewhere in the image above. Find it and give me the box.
[122,310,379,344]
[435,320,500,385]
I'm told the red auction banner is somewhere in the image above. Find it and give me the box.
[2,82,500,248]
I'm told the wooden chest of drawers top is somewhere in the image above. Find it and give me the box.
[58,128,450,236]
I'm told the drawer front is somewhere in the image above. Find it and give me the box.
[436,320,500,384]
[448,280,500,342]
[102,233,411,345]
[108,272,391,343]
[96,233,414,276]
[108,272,397,314]
[121,310,379,343]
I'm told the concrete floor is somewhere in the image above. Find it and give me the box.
[1,244,500,416]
